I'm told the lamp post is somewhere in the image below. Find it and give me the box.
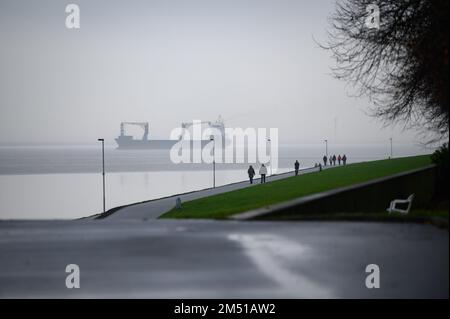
[210,137,216,188]
[267,138,272,176]
[389,137,393,159]
[324,139,328,157]
[98,138,105,214]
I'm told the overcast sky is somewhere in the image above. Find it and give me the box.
[0,0,425,145]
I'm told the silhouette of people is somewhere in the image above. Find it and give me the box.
[329,156,333,166]
[259,164,267,184]
[342,154,347,165]
[332,155,337,166]
[248,165,255,184]
[338,155,342,165]
[323,155,328,166]
[294,160,300,176]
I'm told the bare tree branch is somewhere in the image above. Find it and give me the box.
[322,0,449,141]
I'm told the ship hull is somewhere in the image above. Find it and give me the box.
[115,140,178,150]
[115,136,212,150]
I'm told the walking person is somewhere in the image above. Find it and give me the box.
[294,160,300,176]
[323,155,328,167]
[342,154,347,165]
[259,164,267,184]
[338,155,342,166]
[332,155,337,166]
[329,156,333,166]
[247,165,255,184]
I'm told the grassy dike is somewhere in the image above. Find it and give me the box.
[160,155,434,220]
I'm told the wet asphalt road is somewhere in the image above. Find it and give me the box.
[0,220,447,298]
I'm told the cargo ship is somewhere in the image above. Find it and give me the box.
[115,117,226,150]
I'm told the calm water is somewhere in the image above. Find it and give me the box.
[0,143,433,219]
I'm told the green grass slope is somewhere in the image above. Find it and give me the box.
[160,155,432,220]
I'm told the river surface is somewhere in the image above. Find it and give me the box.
[0,143,432,219]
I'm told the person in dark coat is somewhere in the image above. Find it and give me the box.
[342,154,347,165]
[247,165,255,184]
[323,155,328,166]
[332,155,337,166]
[338,155,342,165]
[294,160,300,176]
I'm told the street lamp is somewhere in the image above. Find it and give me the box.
[324,139,328,157]
[98,138,106,214]
[267,138,272,176]
[389,137,393,159]
[210,137,216,188]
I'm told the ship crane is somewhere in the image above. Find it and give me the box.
[181,121,212,129]
[180,121,211,141]
[181,116,225,131]
[180,116,225,141]
[120,122,149,141]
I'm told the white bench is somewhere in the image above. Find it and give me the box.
[387,194,414,214]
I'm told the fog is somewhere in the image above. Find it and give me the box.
[0,0,424,146]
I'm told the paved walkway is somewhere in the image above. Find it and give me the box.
[0,220,447,298]
[104,167,319,220]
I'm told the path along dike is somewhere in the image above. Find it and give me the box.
[96,167,319,220]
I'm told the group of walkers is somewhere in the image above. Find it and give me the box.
[247,155,347,185]
[322,154,347,166]
[247,164,268,184]
[247,160,302,184]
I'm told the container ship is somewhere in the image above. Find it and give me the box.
[115,117,225,150]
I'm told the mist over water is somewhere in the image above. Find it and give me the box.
[0,144,432,220]
[0,1,438,220]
